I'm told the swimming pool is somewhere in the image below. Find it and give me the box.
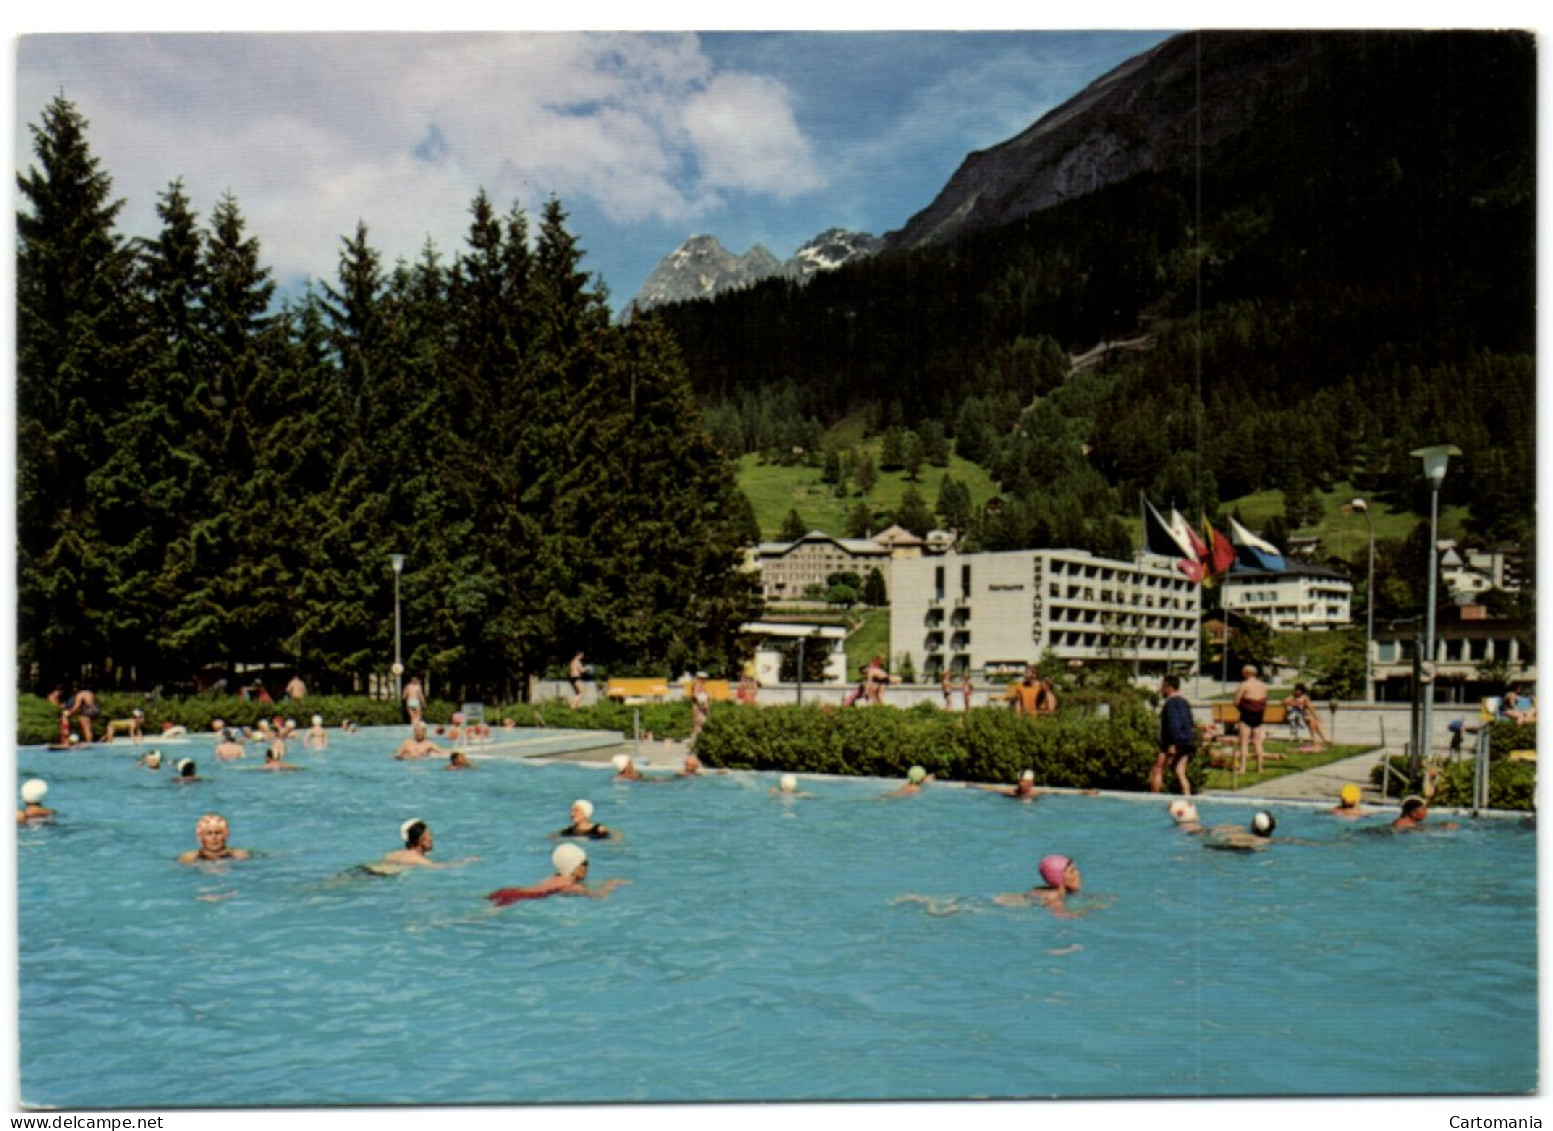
[15,728,1538,1107]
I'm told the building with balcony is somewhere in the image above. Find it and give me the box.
[889,548,1201,681]
[1371,604,1536,703]
[1222,564,1353,631]
[754,531,894,605]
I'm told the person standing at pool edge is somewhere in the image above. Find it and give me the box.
[1151,674,1196,795]
[1234,665,1270,774]
[402,676,424,726]
[570,652,587,709]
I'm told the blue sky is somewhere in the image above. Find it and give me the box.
[14,30,1174,313]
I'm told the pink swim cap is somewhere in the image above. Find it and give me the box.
[1038,854,1071,889]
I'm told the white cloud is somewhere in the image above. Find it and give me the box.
[14,31,827,287]
[682,71,825,198]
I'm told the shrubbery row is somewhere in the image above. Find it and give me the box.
[691,703,1195,791]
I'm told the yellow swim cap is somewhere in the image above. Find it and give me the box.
[1340,784,1361,806]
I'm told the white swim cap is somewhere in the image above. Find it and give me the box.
[552,843,587,876]
[146,752,163,768]
[572,799,594,818]
[1251,811,1277,836]
[779,774,797,792]
[611,754,630,771]
[312,715,323,726]
[1169,800,1199,823]
[907,765,927,784]
[20,779,48,804]
[1020,769,1035,782]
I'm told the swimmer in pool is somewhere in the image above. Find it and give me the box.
[367,819,478,873]
[995,854,1107,918]
[395,722,445,761]
[215,730,246,760]
[304,715,329,749]
[487,843,628,905]
[446,750,476,771]
[17,779,55,824]
[136,749,164,770]
[884,765,933,798]
[1329,784,1371,819]
[1168,799,1202,832]
[972,769,1040,801]
[551,799,615,840]
[258,743,303,771]
[1200,810,1284,852]
[178,813,250,864]
[1390,795,1459,832]
[769,773,815,798]
[612,753,655,781]
[175,758,202,782]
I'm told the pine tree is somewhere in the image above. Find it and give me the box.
[16,94,138,687]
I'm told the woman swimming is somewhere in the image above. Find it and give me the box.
[487,843,628,906]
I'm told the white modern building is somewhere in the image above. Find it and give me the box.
[1222,564,1353,631]
[890,548,1201,681]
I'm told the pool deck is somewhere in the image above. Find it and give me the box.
[473,708,1509,816]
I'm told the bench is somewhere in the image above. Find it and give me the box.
[605,678,672,703]
[688,680,734,703]
[1210,702,1289,728]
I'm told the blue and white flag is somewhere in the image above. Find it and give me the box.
[1228,516,1286,572]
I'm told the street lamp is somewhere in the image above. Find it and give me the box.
[1409,444,1460,767]
[1349,499,1376,704]
[390,553,406,700]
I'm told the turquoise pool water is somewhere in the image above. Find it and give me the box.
[15,729,1538,1107]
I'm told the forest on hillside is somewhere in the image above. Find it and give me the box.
[17,96,761,698]
[651,32,1535,585]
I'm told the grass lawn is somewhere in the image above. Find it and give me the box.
[1200,739,1376,792]
[740,449,999,540]
[1115,479,1469,569]
[844,607,890,680]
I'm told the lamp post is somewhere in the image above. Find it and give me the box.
[390,554,406,700]
[1349,499,1376,704]
[1409,445,1460,769]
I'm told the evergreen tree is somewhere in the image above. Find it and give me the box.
[16,94,138,687]
[862,566,888,606]
[896,485,935,537]
[780,508,808,542]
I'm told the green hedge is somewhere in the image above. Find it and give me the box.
[691,704,1195,792]
[1369,718,1537,811]
[19,694,426,746]
[1428,759,1537,811]
[18,692,710,746]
